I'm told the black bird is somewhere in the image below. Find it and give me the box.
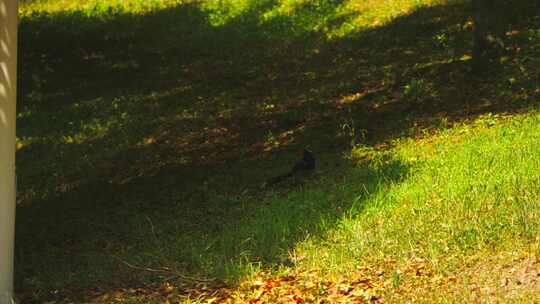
[267,148,316,185]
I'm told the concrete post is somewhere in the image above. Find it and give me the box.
[0,0,18,303]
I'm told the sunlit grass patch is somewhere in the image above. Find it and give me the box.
[19,0,187,16]
[199,0,448,39]
[287,111,540,301]
[327,0,450,38]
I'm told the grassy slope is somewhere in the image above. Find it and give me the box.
[296,113,540,302]
[15,0,540,302]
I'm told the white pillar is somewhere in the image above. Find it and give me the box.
[0,0,17,303]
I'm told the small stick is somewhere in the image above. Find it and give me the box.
[115,256,215,283]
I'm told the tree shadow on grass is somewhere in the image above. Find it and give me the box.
[15,0,540,301]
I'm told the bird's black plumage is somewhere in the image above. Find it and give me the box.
[291,149,316,172]
[267,149,315,185]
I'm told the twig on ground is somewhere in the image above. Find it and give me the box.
[115,256,216,283]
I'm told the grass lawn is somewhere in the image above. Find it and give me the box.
[15,0,540,302]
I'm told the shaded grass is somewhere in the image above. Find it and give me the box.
[14,0,540,302]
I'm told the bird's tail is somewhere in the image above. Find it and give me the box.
[266,171,293,185]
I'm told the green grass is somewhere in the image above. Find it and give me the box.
[14,0,540,302]
[297,113,540,297]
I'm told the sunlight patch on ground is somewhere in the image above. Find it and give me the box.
[325,0,448,38]
[19,0,188,15]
